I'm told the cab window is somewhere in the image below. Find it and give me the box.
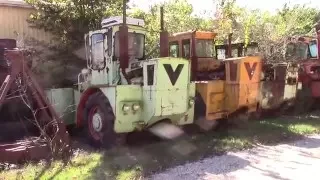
[196,39,214,57]
[309,40,318,58]
[182,39,191,59]
[91,33,105,70]
[169,41,179,57]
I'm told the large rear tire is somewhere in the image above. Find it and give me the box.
[83,91,125,148]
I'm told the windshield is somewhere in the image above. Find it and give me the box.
[216,48,226,60]
[115,32,144,59]
[91,33,105,69]
[286,42,308,60]
[246,46,258,56]
[231,48,238,57]
[309,40,318,58]
[196,39,214,57]
[296,42,308,59]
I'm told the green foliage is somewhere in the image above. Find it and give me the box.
[26,0,320,60]
[130,0,213,58]
[278,4,320,36]
[26,0,123,48]
[213,1,320,61]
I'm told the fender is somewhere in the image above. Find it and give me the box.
[76,88,100,127]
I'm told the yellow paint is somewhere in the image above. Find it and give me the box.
[196,81,226,120]
[167,30,262,121]
[197,56,262,121]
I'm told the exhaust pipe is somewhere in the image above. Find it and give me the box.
[119,0,131,83]
[227,33,233,58]
[159,6,169,57]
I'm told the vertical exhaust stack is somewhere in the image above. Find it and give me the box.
[227,33,233,58]
[191,31,197,81]
[159,6,169,57]
[119,0,129,69]
[119,0,131,84]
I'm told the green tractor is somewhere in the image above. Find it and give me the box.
[46,6,195,147]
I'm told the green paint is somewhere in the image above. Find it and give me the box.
[46,57,195,133]
[46,17,195,134]
[45,88,76,125]
[101,57,195,133]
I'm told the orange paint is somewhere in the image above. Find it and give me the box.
[168,30,262,122]
[196,56,262,121]
[195,31,217,40]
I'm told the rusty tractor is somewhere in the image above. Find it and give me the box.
[168,30,262,130]
[292,23,320,112]
[215,38,301,116]
[0,39,70,163]
[43,4,195,147]
[259,62,300,115]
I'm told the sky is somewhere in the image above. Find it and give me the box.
[129,0,320,17]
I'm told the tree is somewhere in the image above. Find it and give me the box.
[26,0,320,62]
[213,1,320,62]
[130,0,213,58]
[26,0,124,49]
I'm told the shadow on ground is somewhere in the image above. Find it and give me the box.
[31,111,320,180]
[293,137,320,149]
[80,112,320,179]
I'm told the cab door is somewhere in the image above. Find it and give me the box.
[87,29,109,85]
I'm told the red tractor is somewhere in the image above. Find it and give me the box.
[295,22,320,112]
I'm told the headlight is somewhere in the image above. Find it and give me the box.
[122,104,130,112]
[132,104,140,111]
[189,99,195,107]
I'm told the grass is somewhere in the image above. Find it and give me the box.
[2,113,320,180]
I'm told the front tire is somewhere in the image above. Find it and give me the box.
[84,92,124,148]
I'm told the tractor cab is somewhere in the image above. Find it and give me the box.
[286,36,318,61]
[168,31,224,81]
[215,42,259,60]
[82,16,147,88]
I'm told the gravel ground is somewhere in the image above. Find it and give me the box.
[150,134,320,180]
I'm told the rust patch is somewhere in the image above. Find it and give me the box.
[229,61,238,81]
[0,50,70,163]
[274,65,287,81]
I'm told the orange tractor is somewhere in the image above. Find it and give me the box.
[167,31,262,130]
[215,36,301,115]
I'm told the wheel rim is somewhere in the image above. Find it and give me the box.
[88,106,104,141]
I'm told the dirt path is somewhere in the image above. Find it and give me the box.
[150,134,320,180]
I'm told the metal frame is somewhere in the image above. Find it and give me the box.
[0,49,70,163]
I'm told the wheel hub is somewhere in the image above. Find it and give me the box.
[92,113,103,132]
